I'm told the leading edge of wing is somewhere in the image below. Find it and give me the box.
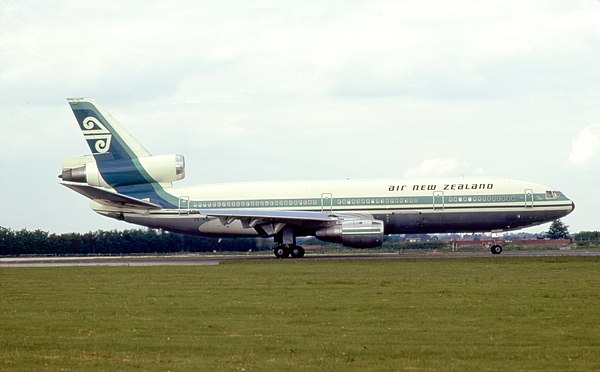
[61,182,163,210]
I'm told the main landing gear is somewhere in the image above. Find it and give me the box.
[273,227,305,258]
[273,244,305,259]
[490,244,503,255]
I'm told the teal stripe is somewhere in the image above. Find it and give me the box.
[179,193,566,210]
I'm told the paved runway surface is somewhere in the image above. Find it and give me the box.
[2,250,600,267]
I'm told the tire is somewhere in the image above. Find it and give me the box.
[490,245,503,255]
[290,245,305,259]
[274,245,289,258]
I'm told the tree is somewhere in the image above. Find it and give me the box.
[574,231,600,244]
[547,219,570,239]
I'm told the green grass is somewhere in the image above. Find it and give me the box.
[2,257,600,370]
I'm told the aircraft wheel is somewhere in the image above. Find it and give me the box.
[274,245,289,258]
[490,244,503,255]
[290,245,305,259]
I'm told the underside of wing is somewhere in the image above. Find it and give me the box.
[61,182,163,210]
[200,209,376,235]
[200,209,382,246]
[200,209,338,234]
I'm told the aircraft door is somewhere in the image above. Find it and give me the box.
[433,191,444,210]
[321,193,333,212]
[525,189,533,208]
[179,196,190,215]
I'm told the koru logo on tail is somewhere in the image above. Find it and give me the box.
[82,116,112,154]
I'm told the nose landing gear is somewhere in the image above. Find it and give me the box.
[490,244,503,254]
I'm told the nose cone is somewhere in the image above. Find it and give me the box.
[561,198,575,219]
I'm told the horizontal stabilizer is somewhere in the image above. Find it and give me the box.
[61,182,162,210]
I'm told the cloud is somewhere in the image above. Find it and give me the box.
[328,1,600,100]
[403,158,462,178]
[570,124,600,165]
[0,0,599,233]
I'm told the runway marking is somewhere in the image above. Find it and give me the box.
[0,257,222,267]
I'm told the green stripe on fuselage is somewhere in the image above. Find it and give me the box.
[167,193,569,211]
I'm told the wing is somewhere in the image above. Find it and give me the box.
[61,182,162,210]
[200,209,373,236]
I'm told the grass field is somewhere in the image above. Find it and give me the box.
[1,257,600,370]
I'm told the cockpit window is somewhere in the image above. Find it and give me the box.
[546,191,560,199]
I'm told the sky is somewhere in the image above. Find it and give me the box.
[0,0,599,234]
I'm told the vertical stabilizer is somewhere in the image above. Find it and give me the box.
[64,98,179,208]
[67,98,151,161]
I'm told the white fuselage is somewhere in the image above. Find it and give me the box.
[94,177,574,238]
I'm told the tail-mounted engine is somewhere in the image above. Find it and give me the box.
[316,219,384,248]
[60,154,185,188]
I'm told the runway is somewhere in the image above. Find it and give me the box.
[2,250,600,267]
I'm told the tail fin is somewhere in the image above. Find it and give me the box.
[64,98,181,208]
[67,98,151,161]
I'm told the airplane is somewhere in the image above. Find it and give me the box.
[60,98,575,258]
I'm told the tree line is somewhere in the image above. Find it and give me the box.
[574,231,600,245]
[1,224,598,256]
[0,227,263,256]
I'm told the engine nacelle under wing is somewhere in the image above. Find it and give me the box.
[61,154,185,187]
[316,219,384,248]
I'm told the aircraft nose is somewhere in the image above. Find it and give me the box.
[571,201,575,212]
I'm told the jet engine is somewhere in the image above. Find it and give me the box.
[60,154,185,188]
[316,219,384,248]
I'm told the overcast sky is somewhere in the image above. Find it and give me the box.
[1,1,599,234]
